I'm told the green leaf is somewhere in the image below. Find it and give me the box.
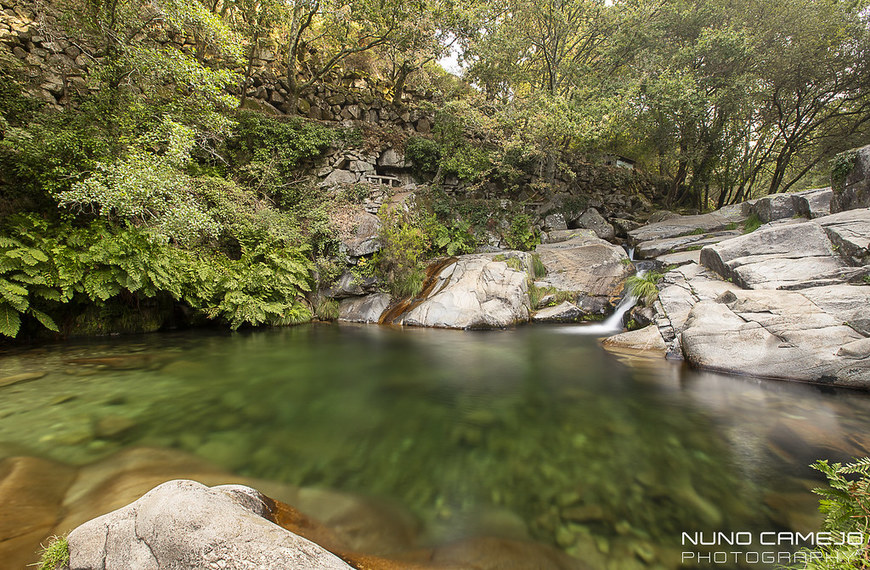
[29,307,59,332]
[0,303,22,337]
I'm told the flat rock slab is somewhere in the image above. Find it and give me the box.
[655,250,701,267]
[700,220,851,289]
[636,230,741,259]
[399,254,530,329]
[628,205,745,243]
[535,234,631,299]
[67,480,353,570]
[655,263,741,339]
[681,290,870,388]
[800,284,870,335]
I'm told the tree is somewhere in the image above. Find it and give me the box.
[277,0,402,114]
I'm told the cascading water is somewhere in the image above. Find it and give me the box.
[561,245,647,336]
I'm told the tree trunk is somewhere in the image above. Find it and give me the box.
[392,62,412,106]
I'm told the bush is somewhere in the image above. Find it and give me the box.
[0,215,313,337]
[314,297,340,321]
[503,213,540,251]
[225,111,335,205]
[405,136,441,175]
[375,206,430,298]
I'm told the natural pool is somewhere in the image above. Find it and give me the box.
[2,323,870,568]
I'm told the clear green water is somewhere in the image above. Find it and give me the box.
[2,323,870,568]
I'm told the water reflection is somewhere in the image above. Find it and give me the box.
[1,323,869,568]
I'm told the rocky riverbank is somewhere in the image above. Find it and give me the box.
[330,144,870,390]
[604,145,870,389]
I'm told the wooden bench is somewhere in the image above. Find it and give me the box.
[365,174,402,187]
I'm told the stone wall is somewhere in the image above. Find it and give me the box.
[0,0,436,135]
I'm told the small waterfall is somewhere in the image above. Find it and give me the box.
[561,267,646,336]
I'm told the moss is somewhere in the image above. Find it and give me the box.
[36,535,69,570]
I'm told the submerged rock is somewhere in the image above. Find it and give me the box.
[0,456,77,570]
[66,480,353,570]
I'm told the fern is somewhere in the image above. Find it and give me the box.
[0,215,316,337]
[789,458,870,569]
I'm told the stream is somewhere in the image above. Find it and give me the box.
[2,323,870,568]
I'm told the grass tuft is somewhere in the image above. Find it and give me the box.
[531,254,548,278]
[34,535,69,570]
[625,271,663,305]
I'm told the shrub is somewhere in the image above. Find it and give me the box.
[375,206,430,298]
[503,213,540,251]
[405,136,441,175]
[0,215,314,337]
[314,297,340,321]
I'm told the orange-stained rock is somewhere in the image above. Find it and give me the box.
[0,456,77,569]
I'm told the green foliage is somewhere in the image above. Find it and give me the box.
[531,254,548,278]
[832,150,859,193]
[314,297,340,321]
[36,535,69,570]
[226,111,335,204]
[375,206,430,298]
[790,458,870,568]
[743,213,762,234]
[422,215,478,256]
[58,118,221,247]
[0,216,313,337]
[503,213,540,251]
[405,136,441,174]
[625,271,662,305]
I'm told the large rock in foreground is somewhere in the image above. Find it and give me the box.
[395,254,530,329]
[67,479,353,570]
[681,290,870,388]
